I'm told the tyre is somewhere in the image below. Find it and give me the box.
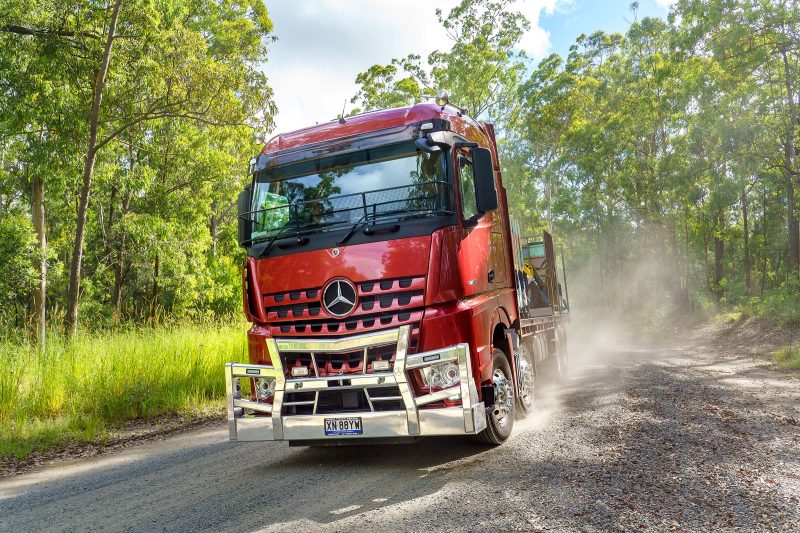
[475,349,515,445]
[515,343,535,417]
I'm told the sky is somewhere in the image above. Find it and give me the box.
[263,0,677,135]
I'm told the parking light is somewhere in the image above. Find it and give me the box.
[291,366,310,377]
[372,360,390,372]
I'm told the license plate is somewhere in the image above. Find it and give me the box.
[324,417,362,436]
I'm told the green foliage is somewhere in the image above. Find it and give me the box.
[0,0,275,327]
[741,276,800,326]
[350,0,529,122]
[0,213,36,321]
[0,321,247,459]
[774,344,800,371]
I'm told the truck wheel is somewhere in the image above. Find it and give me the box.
[475,349,515,445]
[516,344,535,417]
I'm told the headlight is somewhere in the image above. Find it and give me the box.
[254,377,275,400]
[420,361,460,389]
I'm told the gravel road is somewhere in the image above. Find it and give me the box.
[1,320,798,532]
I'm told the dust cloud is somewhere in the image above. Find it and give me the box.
[515,233,698,431]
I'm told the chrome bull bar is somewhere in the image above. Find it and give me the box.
[225,325,486,441]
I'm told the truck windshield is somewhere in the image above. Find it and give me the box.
[249,143,450,241]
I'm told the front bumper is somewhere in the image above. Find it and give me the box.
[225,325,486,441]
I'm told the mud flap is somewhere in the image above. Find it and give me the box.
[505,328,521,395]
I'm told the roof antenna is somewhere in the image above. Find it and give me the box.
[339,100,347,124]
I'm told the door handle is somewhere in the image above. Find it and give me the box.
[488,269,495,283]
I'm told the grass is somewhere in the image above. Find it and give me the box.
[0,321,247,461]
[715,310,743,324]
[774,344,800,371]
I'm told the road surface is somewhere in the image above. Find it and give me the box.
[1,321,798,531]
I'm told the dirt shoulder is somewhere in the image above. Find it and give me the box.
[0,406,225,478]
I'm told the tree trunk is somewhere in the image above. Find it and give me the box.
[702,219,710,293]
[742,184,750,291]
[209,199,218,258]
[782,50,799,270]
[714,215,724,303]
[760,184,767,297]
[105,185,116,261]
[150,252,159,322]
[31,174,47,347]
[111,190,132,317]
[65,0,123,336]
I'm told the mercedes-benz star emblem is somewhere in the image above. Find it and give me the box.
[322,279,358,317]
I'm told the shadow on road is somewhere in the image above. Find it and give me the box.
[0,429,491,532]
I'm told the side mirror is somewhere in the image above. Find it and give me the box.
[237,185,252,248]
[472,147,498,212]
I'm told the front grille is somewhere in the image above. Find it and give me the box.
[281,385,403,416]
[262,275,426,337]
[264,276,424,416]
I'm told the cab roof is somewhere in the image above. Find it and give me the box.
[260,102,490,155]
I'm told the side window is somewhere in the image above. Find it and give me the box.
[458,155,478,220]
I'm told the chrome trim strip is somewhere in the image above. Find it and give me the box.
[276,328,400,353]
[392,325,420,435]
[225,363,236,440]
[266,338,285,440]
[234,398,273,413]
[457,343,475,432]
[414,386,461,406]
[278,373,394,391]
[405,350,459,369]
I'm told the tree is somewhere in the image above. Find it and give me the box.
[350,0,529,124]
[2,0,276,334]
[676,0,800,271]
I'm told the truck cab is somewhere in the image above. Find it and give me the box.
[226,102,569,445]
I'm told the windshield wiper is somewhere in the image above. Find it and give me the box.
[337,212,370,246]
[338,208,430,246]
[258,218,318,258]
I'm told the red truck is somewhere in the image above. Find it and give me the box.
[226,101,569,446]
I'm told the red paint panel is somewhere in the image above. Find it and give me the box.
[426,226,463,305]
[252,235,431,294]
[458,222,492,297]
[247,324,271,365]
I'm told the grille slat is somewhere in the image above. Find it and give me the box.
[263,276,426,326]
[269,310,423,338]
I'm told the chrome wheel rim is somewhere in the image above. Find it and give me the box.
[492,368,514,428]
[518,352,534,409]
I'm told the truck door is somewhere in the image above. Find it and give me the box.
[456,150,493,297]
